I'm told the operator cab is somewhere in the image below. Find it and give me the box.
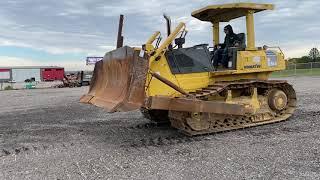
[190,3,274,71]
[162,3,274,74]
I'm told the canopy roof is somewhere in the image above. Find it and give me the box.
[191,3,274,23]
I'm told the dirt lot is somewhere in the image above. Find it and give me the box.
[0,77,320,179]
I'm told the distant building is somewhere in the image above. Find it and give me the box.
[0,66,64,82]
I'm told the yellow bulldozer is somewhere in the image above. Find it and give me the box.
[80,3,297,136]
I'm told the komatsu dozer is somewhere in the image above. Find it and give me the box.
[80,3,297,136]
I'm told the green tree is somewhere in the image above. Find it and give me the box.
[309,48,320,62]
[295,56,311,63]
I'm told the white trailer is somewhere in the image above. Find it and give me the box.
[11,68,41,82]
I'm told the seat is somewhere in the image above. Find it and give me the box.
[212,33,246,70]
[226,33,246,69]
[236,33,246,49]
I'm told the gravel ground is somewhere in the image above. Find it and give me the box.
[0,77,320,179]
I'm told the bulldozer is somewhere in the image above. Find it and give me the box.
[80,3,297,136]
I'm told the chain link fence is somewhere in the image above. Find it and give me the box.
[272,62,320,77]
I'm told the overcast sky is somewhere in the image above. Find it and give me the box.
[0,0,318,70]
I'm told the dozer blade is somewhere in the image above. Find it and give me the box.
[80,46,148,112]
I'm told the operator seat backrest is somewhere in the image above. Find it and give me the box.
[226,33,246,70]
[237,33,246,50]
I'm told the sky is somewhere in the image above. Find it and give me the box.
[0,0,318,70]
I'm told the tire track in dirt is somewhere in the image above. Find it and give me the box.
[123,109,320,148]
[0,142,80,158]
[1,109,318,158]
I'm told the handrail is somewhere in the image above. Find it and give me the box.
[152,22,186,60]
[266,46,285,58]
[146,31,161,45]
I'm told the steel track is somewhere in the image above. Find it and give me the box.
[169,80,297,136]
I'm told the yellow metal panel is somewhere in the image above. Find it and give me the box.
[192,3,274,22]
[235,50,285,72]
[211,72,271,82]
[146,55,210,97]
[175,72,211,92]
[246,10,256,50]
[213,22,219,45]
[146,49,285,98]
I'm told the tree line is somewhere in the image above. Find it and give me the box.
[288,48,320,64]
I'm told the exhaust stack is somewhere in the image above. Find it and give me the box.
[163,14,173,49]
[116,14,124,49]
